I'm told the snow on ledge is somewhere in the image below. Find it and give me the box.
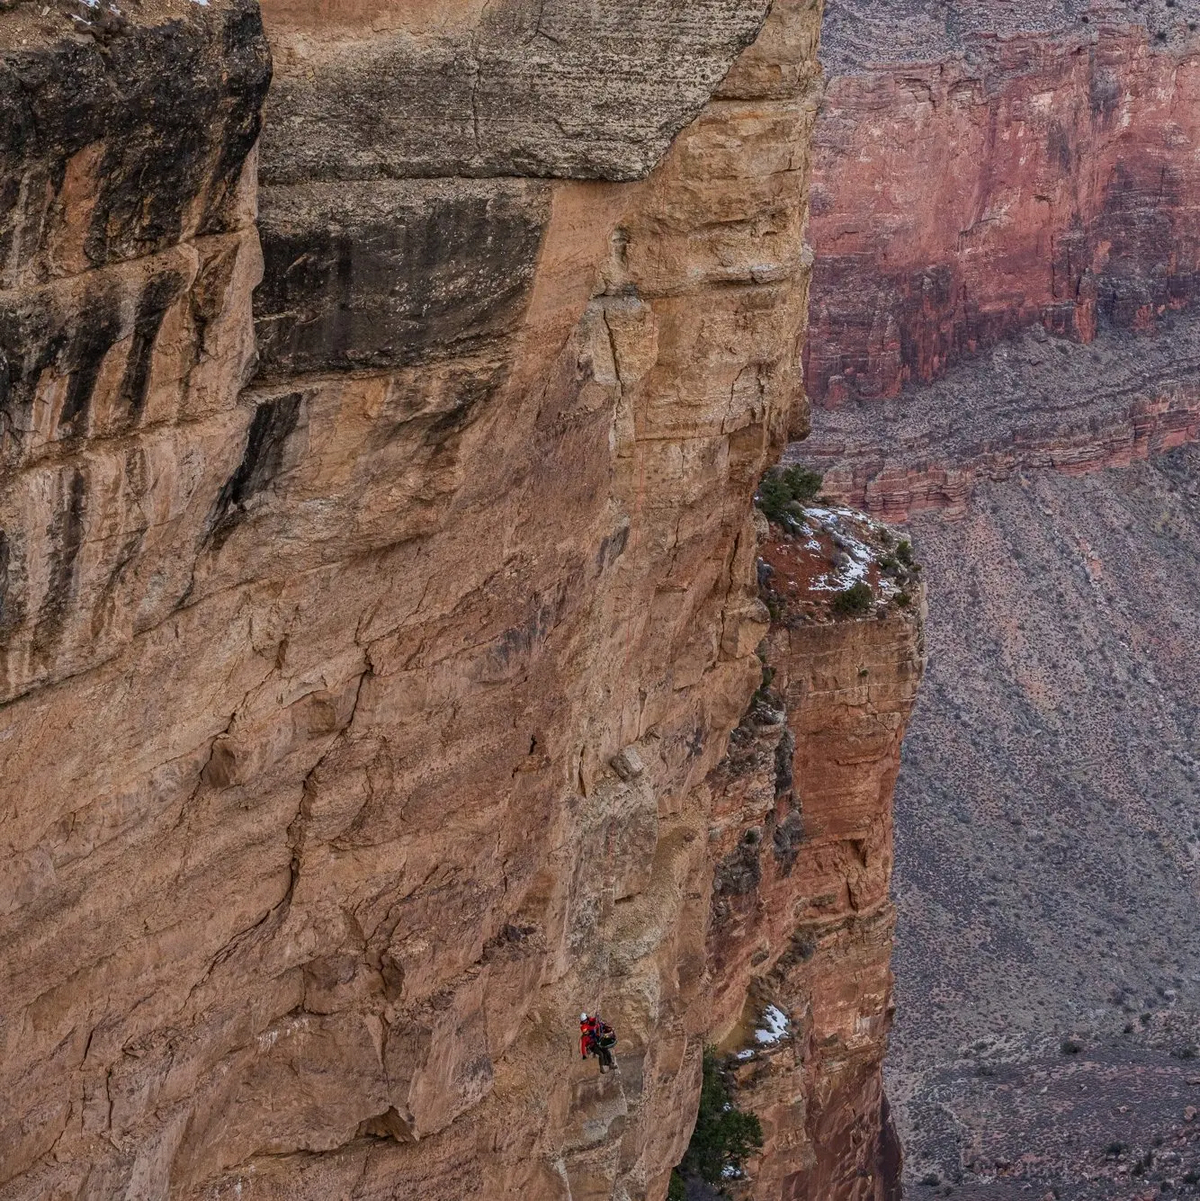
[754,1004,790,1045]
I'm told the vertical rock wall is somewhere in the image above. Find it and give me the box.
[699,515,924,1201]
[0,2,879,1199]
[0,11,273,1195]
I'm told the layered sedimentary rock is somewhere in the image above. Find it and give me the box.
[256,0,774,183]
[792,315,1200,520]
[777,4,1200,1198]
[790,5,1200,1174]
[805,0,1200,406]
[0,3,844,1199]
[699,510,924,1200]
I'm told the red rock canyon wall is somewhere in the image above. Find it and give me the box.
[701,514,924,1201]
[806,13,1200,407]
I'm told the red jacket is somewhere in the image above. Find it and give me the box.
[581,1016,614,1056]
[580,1017,599,1057]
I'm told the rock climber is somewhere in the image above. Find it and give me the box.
[579,1012,618,1073]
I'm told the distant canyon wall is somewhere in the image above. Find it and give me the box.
[796,317,1200,520]
[787,8,1200,1197]
[805,5,1200,407]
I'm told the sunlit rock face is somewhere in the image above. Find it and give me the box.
[805,0,1200,407]
[0,1,831,1198]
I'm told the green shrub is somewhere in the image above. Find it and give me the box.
[896,539,915,566]
[780,465,823,502]
[755,466,824,527]
[757,473,794,525]
[673,1049,764,1196]
[831,581,873,616]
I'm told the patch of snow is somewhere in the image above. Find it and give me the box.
[805,506,850,527]
[802,506,878,589]
[754,1004,790,1045]
[735,1048,755,1060]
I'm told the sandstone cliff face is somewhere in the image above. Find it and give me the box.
[0,3,846,1199]
[0,0,270,701]
[805,2,1200,406]
[256,0,773,183]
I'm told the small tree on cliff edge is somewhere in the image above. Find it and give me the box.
[755,465,824,528]
[669,1049,764,1199]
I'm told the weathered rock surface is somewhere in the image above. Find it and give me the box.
[257,0,773,183]
[0,2,858,1199]
[805,1,1200,406]
[698,510,924,1200]
[0,0,271,704]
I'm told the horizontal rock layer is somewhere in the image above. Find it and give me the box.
[258,0,773,183]
[790,317,1200,520]
[819,0,1199,73]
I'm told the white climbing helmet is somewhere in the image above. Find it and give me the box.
[580,1012,588,1022]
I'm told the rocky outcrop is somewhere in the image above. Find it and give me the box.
[699,509,925,1200]
[0,2,836,1200]
[805,1,1200,406]
[257,0,774,183]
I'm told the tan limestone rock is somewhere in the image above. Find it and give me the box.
[0,2,829,1199]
